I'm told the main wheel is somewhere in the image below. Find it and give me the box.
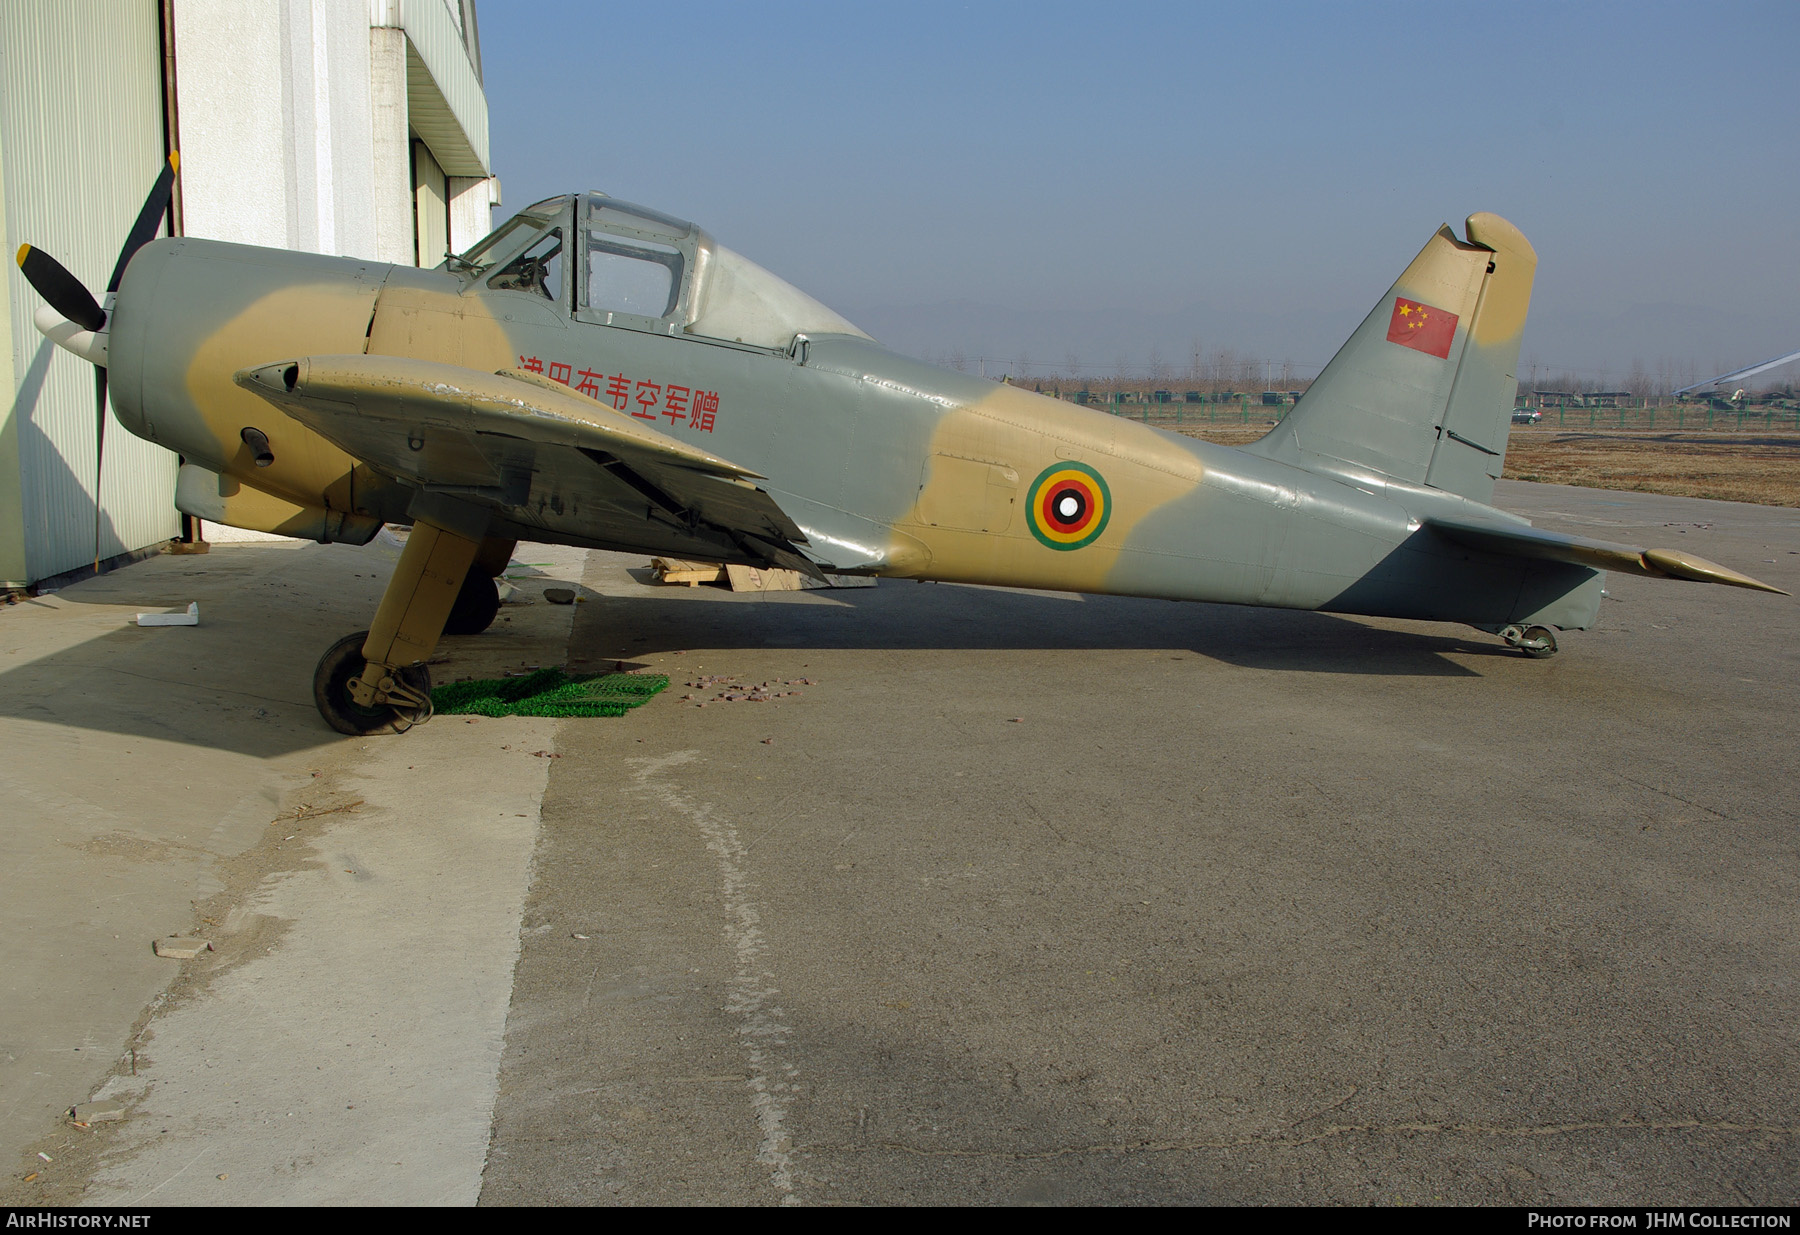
[313,630,433,735]
[443,570,501,636]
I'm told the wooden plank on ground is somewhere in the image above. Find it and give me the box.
[651,558,726,587]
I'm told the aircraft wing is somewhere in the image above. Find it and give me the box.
[1425,514,1787,594]
[233,354,821,576]
[1671,347,1800,396]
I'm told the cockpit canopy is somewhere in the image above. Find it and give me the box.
[453,192,870,349]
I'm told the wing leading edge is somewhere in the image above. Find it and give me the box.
[233,354,822,577]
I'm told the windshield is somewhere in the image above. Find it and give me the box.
[450,214,548,276]
[487,228,563,301]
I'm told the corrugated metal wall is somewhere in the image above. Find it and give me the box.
[412,139,448,266]
[398,0,488,176]
[0,0,177,585]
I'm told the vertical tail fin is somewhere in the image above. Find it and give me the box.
[1248,213,1537,504]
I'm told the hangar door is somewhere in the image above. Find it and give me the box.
[0,0,177,587]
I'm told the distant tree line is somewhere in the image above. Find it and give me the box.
[920,342,1796,402]
[928,340,1318,396]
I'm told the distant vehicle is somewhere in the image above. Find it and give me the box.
[1512,409,1543,424]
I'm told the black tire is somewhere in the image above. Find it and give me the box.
[444,570,501,636]
[313,630,432,735]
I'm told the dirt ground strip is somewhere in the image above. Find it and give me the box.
[0,540,587,1207]
[1502,430,1800,508]
[1175,424,1800,509]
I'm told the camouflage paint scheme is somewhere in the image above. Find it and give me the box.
[84,193,1781,729]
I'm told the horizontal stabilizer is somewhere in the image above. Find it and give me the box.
[1426,515,1788,594]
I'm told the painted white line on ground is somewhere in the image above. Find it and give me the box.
[630,752,801,1205]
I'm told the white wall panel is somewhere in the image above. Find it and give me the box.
[174,0,379,260]
[168,0,287,249]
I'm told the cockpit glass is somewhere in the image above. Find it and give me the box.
[588,198,693,240]
[587,235,681,318]
[578,194,693,323]
[487,228,564,301]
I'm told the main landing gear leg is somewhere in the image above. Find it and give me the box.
[313,520,481,734]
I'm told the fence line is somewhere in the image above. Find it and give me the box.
[1529,405,1800,432]
[1039,391,1800,434]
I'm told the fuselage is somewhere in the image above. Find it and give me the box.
[105,207,1598,633]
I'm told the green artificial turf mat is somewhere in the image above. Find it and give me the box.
[431,669,668,718]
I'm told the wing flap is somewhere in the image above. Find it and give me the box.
[1426,515,1787,595]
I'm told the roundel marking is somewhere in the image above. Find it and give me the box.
[1026,461,1111,550]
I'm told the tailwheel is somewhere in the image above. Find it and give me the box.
[313,630,433,735]
[1519,625,1559,659]
[443,568,501,636]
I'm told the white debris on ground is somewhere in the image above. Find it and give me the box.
[134,602,198,626]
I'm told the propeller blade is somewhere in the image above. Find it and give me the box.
[107,151,178,293]
[16,245,105,332]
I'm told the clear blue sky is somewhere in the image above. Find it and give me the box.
[478,1,1799,386]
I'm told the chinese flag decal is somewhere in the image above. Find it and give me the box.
[1386,296,1458,359]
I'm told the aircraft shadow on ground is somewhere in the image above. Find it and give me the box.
[0,618,343,757]
[0,570,1508,755]
[572,578,1503,678]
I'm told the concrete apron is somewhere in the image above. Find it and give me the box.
[0,534,588,1206]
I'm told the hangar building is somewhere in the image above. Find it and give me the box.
[0,0,499,591]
